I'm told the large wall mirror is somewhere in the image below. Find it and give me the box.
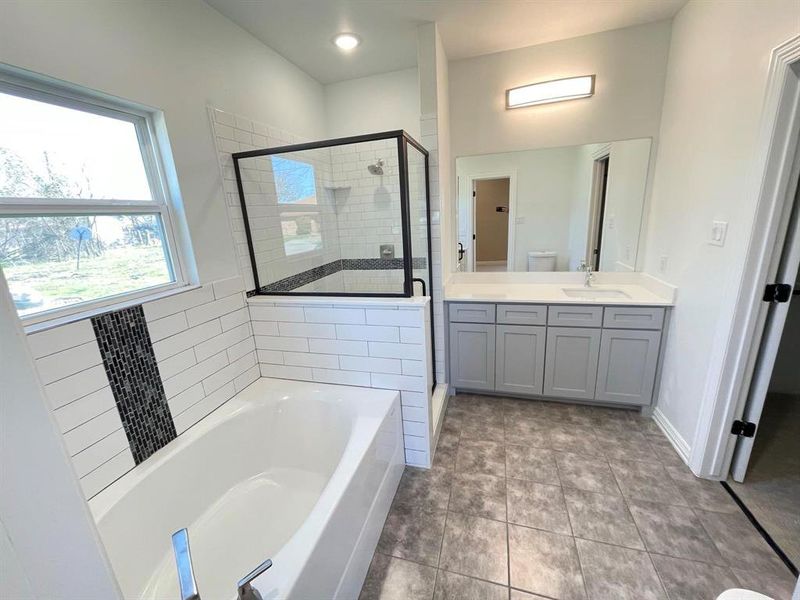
[456,137,652,273]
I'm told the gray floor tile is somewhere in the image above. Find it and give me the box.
[433,431,459,470]
[547,424,605,457]
[596,431,661,464]
[575,539,666,600]
[449,471,507,521]
[508,524,586,600]
[562,488,644,549]
[664,466,739,514]
[627,500,725,565]
[609,459,688,505]
[376,502,447,567]
[556,452,620,495]
[506,444,560,485]
[440,512,509,585]
[507,479,572,535]
[732,567,798,600]
[645,435,687,467]
[456,439,505,477]
[505,415,548,447]
[510,591,554,600]
[695,509,789,575]
[359,553,437,600]
[433,570,508,600]
[393,466,453,511]
[650,554,739,600]
[461,415,505,443]
[503,398,547,420]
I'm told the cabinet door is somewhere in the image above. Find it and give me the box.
[449,322,495,391]
[595,329,662,406]
[495,325,546,396]
[543,327,601,399]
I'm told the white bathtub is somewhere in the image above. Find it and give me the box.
[89,378,404,600]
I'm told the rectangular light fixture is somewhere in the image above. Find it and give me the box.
[506,75,595,109]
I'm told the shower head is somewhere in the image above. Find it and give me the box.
[367,159,384,175]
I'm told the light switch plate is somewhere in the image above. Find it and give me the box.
[659,255,669,273]
[709,221,728,246]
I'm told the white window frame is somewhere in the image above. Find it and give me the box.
[0,70,190,326]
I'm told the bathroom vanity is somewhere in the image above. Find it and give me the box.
[445,279,674,409]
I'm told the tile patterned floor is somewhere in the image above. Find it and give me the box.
[359,394,797,600]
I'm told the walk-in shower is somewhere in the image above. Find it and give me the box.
[232,130,432,300]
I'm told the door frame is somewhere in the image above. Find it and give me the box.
[457,169,517,271]
[690,35,800,479]
[586,144,612,269]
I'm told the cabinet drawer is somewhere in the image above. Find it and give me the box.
[547,305,603,328]
[603,306,665,330]
[497,304,547,326]
[448,303,496,324]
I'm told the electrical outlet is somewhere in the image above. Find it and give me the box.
[709,221,728,246]
[659,255,669,273]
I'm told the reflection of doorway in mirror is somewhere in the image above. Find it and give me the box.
[474,178,510,272]
[587,154,610,270]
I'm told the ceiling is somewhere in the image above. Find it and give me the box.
[205,0,687,84]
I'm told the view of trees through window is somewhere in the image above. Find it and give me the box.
[271,156,323,256]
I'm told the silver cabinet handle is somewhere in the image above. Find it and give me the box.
[237,558,272,600]
[172,529,201,600]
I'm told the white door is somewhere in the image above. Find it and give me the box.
[731,182,800,481]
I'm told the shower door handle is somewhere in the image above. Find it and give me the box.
[172,529,201,600]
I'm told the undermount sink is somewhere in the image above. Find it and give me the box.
[562,288,631,299]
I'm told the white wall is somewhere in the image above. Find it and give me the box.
[0,0,326,284]
[324,68,421,139]
[769,296,800,395]
[448,20,671,158]
[642,0,799,450]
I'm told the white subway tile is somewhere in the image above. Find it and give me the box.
[212,276,244,299]
[44,365,109,410]
[368,341,424,360]
[371,373,425,392]
[35,341,102,385]
[63,409,123,456]
[163,351,228,399]
[365,309,421,327]
[80,448,135,498]
[308,338,368,356]
[53,386,115,433]
[336,324,399,342]
[174,382,236,434]
[27,320,96,358]
[234,365,260,392]
[249,305,305,322]
[402,421,427,437]
[143,285,214,321]
[405,449,428,466]
[312,368,370,387]
[220,307,250,331]
[185,293,245,328]
[252,320,279,336]
[152,320,222,362]
[402,405,427,422]
[168,383,206,416]
[339,355,401,374]
[157,348,196,380]
[260,363,312,381]
[147,312,189,343]
[304,307,365,324]
[194,323,251,362]
[255,335,308,352]
[399,327,424,344]
[279,322,335,339]
[400,391,427,408]
[256,349,284,364]
[404,435,427,452]
[402,360,425,376]
[202,352,256,395]
[284,352,339,369]
[72,429,129,478]
[227,337,255,362]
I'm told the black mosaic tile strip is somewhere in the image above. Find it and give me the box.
[92,305,176,464]
[251,256,428,294]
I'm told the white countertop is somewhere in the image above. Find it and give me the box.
[444,273,676,306]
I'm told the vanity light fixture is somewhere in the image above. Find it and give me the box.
[506,75,595,109]
[333,33,361,51]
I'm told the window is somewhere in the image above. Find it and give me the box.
[271,156,322,256]
[0,76,184,320]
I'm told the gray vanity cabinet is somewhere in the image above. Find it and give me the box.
[595,329,662,405]
[449,322,496,391]
[543,327,601,400]
[495,325,546,395]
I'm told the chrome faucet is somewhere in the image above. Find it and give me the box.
[237,559,273,600]
[584,266,595,288]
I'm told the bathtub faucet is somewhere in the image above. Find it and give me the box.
[237,558,273,600]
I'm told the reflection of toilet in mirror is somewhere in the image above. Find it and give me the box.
[527,250,557,271]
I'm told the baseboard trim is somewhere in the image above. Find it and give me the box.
[653,407,691,463]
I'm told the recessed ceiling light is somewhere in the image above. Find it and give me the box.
[333,33,360,51]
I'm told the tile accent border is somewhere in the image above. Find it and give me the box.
[92,305,176,464]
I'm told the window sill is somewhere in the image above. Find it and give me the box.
[23,282,200,334]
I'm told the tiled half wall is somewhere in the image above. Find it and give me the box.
[250,297,434,467]
[27,276,258,499]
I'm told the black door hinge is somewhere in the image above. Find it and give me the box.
[731,419,756,437]
[763,283,792,303]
